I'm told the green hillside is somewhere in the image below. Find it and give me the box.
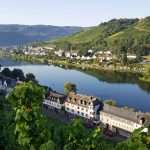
[64,26,104,43]
[64,18,138,43]
[50,17,150,56]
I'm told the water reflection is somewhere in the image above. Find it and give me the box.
[0,58,150,112]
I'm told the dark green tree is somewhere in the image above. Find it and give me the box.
[1,68,12,77]
[12,68,25,81]
[64,82,77,95]
[25,73,38,84]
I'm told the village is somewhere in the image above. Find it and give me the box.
[1,75,149,138]
[43,91,150,138]
[1,45,150,74]
[2,45,150,64]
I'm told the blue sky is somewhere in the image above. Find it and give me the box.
[0,0,150,26]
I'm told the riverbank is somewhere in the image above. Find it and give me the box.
[139,77,150,83]
[1,52,145,76]
[0,57,150,112]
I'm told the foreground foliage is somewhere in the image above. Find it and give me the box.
[0,82,149,150]
[7,81,54,150]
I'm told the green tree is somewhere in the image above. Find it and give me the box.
[145,66,150,80]
[64,119,114,150]
[7,81,54,150]
[12,68,25,81]
[104,100,117,106]
[25,73,38,84]
[1,68,12,77]
[0,94,18,150]
[116,127,150,150]
[64,82,77,95]
[64,119,86,149]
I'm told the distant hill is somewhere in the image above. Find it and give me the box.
[0,25,84,46]
[51,17,150,56]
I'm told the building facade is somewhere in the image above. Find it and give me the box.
[64,92,102,122]
[100,104,150,137]
[42,91,150,136]
[43,92,66,112]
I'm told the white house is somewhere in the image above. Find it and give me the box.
[65,92,102,122]
[127,54,137,59]
[81,55,86,60]
[43,92,66,111]
[88,49,94,54]
[54,49,65,57]
[100,104,150,137]
[65,52,71,58]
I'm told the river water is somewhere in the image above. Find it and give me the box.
[1,58,150,112]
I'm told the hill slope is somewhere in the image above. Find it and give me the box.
[53,17,150,56]
[0,25,84,46]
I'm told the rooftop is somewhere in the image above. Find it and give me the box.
[46,91,66,104]
[66,92,102,108]
[102,104,150,126]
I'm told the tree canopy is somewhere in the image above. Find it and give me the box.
[7,81,54,149]
[104,100,117,106]
[64,82,77,95]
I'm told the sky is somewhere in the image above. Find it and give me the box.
[0,0,150,27]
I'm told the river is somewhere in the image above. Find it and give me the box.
[1,58,150,112]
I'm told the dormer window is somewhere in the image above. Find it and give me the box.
[73,98,76,103]
[139,117,145,124]
[84,101,87,105]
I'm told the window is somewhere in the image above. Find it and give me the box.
[78,106,80,109]
[81,112,84,116]
[84,101,87,105]
[86,114,88,117]
[82,108,84,111]
[67,108,69,111]
[77,111,79,114]
[86,109,88,112]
